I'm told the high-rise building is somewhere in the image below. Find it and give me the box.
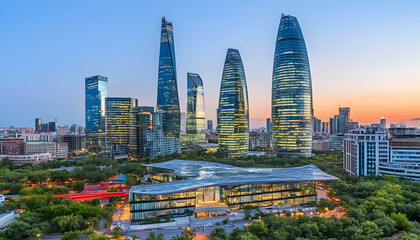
[217,48,249,157]
[380,116,387,129]
[321,122,330,134]
[105,97,138,153]
[35,118,42,133]
[186,73,206,145]
[272,14,313,157]
[266,118,272,132]
[207,120,213,132]
[85,75,108,152]
[180,112,187,135]
[343,127,388,176]
[313,117,322,133]
[157,17,180,140]
[129,106,181,159]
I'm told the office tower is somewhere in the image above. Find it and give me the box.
[339,107,350,133]
[180,112,187,135]
[35,118,42,133]
[85,75,108,152]
[105,97,137,153]
[207,120,213,132]
[313,117,322,133]
[186,73,206,145]
[272,14,313,157]
[380,116,387,129]
[157,17,180,140]
[129,106,181,158]
[217,48,249,157]
[266,118,272,132]
[321,122,330,133]
[0,137,26,155]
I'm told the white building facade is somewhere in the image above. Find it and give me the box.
[26,142,68,159]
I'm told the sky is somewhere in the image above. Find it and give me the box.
[1,0,420,129]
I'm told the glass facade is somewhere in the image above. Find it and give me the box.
[186,73,206,145]
[157,17,180,140]
[272,14,313,157]
[130,191,196,222]
[217,49,249,157]
[105,97,137,152]
[130,181,316,222]
[85,75,108,152]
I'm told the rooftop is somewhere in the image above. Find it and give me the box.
[130,160,338,195]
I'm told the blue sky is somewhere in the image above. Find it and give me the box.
[1,0,420,128]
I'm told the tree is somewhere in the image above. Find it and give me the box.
[209,228,230,240]
[58,214,83,232]
[171,227,196,240]
[61,230,82,240]
[247,221,268,238]
[73,180,86,193]
[111,226,123,239]
[391,212,412,231]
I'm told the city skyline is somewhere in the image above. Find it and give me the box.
[1,1,420,128]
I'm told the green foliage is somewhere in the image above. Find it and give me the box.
[209,228,230,240]
[111,226,124,239]
[73,180,86,193]
[171,227,196,240]
[391,212,412,231]
[146,232,164,240]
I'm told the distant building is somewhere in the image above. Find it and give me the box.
[62,135,86,152]
[35,118,42,133]
[313,117,321,133]
[249,132,272,149]
[0,137,26,155]
[266,118,272,132]
[207,120,213,132]
[186,73,206,146]
[105,97,138,154]
[85,75,108,152]
[343,127,389,177]
[329,135,344,151]
[26,142,68,159]
[21,132,56,142]
[321,122,330,134]
[0,153,51,164]
[329,107,357,135]
[129,106,181,159]
[217,48,249,157]
[312,140,329,151]
[380,117,387,129]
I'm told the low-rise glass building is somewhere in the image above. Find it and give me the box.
[129,160,337,223]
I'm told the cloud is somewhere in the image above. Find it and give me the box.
[409,118,420,121]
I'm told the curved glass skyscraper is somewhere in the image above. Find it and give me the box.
[218,49,249,157]
[186,73,206,145]
[272,14,313,157]
[157,17,180,140]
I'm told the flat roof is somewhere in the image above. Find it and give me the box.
[130,160,338,195]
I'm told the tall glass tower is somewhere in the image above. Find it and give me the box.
[157,17,180,140]
[85,75,108,152]
[218,49,249,157]
[272,14,313,157]
[186,73,206,145]
[105,97,138,153]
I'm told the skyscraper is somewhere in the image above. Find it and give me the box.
[157,17,180,140]
[266,118,272,132]
[217,49,249,157]
[129,106,181,158]
[105,97,138,153]
[272,14,313,157]
[207,120,213,132]
[186,73,206,145]
[380,116,387,129]
[35,118,42,133]
[85,75,108,152]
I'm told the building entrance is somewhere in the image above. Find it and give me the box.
[196,186,220,203]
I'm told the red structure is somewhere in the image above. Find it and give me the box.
[54,191,128,202]
[0,137,26,155]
